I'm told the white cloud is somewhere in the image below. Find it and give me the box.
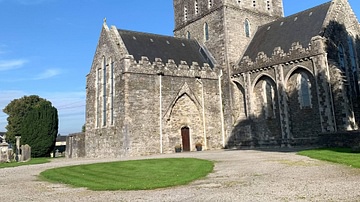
[32,68,62,80]
[0,59,27,71]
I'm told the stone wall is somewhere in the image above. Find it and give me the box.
[319,131,360,148]
[66,133,85,158]
[86,50,223,157]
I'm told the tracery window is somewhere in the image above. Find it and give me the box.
[297,73,312,108]
[204,23,209,42]
[348,36,359,96]
[102,57,107,126]
[244,19,250,38]
[110,58,114,125]
[96,65,101,128]
[338,44,346,72]
[263,80,274,118]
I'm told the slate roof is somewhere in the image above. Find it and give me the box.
[56,135,67,142]
[118,30,212,67]
[243,1,332,61]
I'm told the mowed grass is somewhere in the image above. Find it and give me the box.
[0,158,50,169]
[298,148,360,168]
[40,158,214,191]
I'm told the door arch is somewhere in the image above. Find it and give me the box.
[181,127,190,152]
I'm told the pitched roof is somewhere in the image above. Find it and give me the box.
[243,1,332,61]
[118,30,213,67]
[56,135,67,142]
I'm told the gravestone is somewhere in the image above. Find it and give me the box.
[20,144,31,162]
[0,142,9,162]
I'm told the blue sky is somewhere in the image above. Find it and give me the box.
[0,0,359,135]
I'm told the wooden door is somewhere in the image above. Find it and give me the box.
[181,127,190,152]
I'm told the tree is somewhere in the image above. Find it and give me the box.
[82,124,86,132]
[3,95,58,157]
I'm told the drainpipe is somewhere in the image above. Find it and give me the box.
[219,70,226,148]
[159,74,163,153]
[196,78,207,150]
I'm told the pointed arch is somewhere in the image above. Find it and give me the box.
[252,74,277,119]
[252,73,276,90]
[163,82,202,121]
[232,81,247,120]
[285,66,314,109]
[284,65,314,86]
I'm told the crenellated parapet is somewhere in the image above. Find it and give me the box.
[122,55,219,79]
[235,36,327,74]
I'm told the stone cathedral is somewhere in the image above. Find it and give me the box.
[85,0,360,158]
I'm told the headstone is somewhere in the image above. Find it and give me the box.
[0,142,9,162]
[15,136,21,162]
[20,144,31,162]
[55,149,60,158]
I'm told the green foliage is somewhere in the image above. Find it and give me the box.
[3,95,58,157]
[298,148,360,168]
[40,158,214,191]
[3,95,43,144]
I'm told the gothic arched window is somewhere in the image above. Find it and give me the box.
[263,80,274,118]
[348,36,359,95]
[298,73,312,108]
[102,57,107,126]
[244,19,250,38]
[338,44,346,72]
[187,31,191,39]
[204,23,209,42]
[109,58,114,125]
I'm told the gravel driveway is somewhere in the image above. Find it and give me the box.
[1,150,359,202]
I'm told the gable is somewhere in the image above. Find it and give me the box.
[118,29,213,67]
[242,1,332,61]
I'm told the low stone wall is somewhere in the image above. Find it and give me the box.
[318,131,360,148]
[66,133,85,158]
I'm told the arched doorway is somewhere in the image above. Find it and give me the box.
[181,127,190,152]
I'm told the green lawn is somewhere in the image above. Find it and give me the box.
[298,148,360,168]
[0,158,51,169]
[40,158,214,191]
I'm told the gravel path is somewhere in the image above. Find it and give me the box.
[1,150,360,202]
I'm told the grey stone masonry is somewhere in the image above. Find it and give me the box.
[83,0,360,158]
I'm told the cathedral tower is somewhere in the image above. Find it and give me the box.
[173,0,284,138]
[173,0,284,65]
